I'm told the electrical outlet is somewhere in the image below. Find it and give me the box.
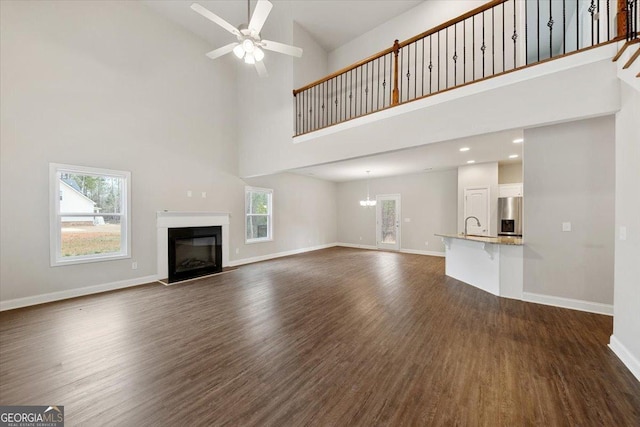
[620,226,627,241]
[235,248,240,254]
[562,222,571,232]
[187,190,192,197]
[131,262,138,270]
[359,236,362,241]
[201,192,206,198]
[425,241,429,246]
[404,218,411,223]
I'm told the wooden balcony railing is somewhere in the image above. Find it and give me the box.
[293,0,638,137]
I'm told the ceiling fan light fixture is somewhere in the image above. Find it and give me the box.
[244,53,256,64]
[233,44,245,59]
[242,38,255,53]
[253,47,265,62]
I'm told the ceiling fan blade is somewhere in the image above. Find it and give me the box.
[191,3,240,37]
[255,61,268,78]
[249,0,273,34]
[262,40,303,58]
[205,43,239,60]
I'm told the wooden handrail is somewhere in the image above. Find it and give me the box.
[292,0,507,95]
[293,44,397,95]
[397,0,508,49]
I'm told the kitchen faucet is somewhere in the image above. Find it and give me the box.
[464,216,481,236]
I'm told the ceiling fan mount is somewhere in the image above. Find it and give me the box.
[191,0,303,77]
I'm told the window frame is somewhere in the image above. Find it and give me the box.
[49,163,131,267]
[245,186,273,244]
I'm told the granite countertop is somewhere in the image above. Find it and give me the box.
[435,233,523,246]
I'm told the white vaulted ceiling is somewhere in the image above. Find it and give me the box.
[142,0,423,53]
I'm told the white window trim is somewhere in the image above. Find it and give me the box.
[245,186,273,244]
[49,163,131,267]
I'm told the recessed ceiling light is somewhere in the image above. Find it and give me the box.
[509,154,519,159]
[459,147,470,152]
[513,138,524,143]
[467,160,476,164]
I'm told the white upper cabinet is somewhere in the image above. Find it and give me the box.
[499,183,523,197]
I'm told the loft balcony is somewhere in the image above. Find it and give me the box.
[292,0,639,139]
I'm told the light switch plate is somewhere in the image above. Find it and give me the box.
[620,226,627,241]
[404,218,411,223]
[562,222,571,232]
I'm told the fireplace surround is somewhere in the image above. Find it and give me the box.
[156,211,230,284]
[168,226,222,283]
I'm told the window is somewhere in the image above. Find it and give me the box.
[245,186,272,243]
[50,163,131,266]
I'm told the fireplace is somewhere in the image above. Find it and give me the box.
[168,226,222,283]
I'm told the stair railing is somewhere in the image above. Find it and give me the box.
[293,0,625,137]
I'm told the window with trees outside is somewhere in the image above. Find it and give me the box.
[245,186,272,243]
[49,163,131,266]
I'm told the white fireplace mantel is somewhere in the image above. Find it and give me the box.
[156,211,230,280]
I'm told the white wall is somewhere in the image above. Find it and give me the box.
[328,1,488,72]
[611,84,640,380]
[458,162,498,236]
[337,170,458,253]
[498,163,523,184]
[243,172,338,260]
[237,1,297,178]
[0,0,336,306]
[523,116,615,305]
[293,21,328,90]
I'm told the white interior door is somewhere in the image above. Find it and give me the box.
[376,194,401,250]
[463,187,489,236]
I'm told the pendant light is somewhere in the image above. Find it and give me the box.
[359,171,377,207]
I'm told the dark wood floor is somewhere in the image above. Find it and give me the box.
[1,247,639,425]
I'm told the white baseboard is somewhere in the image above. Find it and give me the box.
[0,274,159,312]
[336,242,378,250]
[227,243,338,267]
[399,248,445,257]
[337,243,445,257]
[522,292,613,316]
[609,335,640,382]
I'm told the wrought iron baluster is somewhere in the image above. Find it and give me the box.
[438,31,441,91]
[492,7,495,75]
[453,23,458,85]
[563,0,566,54]
[389,50,394,105]
[446,27,449,88]
[406,45,411,101]
[589,0,596,46]
[548,0,554,58]
[502,2,505,72]
[606,0,610,40]
[414,41,417,99]
[382,54,387,108]
[422,37,425,96]
[365,62,368,114]
[377,57,380,111]
[576,0,579,50]
[513,0,518,68]
[597,0,600,44]
[473,15,476,79]
[429,35,433,93]
[482,11,486,78]
[537,0,540,61]
[463,20,466,83]
[400,48,403,102]
[349,70,353,119]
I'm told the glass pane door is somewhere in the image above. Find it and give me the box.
[376,194,401,250]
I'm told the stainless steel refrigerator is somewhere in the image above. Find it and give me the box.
[498,196,523,237]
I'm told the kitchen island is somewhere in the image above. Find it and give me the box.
[435,233,523,298]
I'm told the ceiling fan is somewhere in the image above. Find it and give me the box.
[191,0,303,78]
